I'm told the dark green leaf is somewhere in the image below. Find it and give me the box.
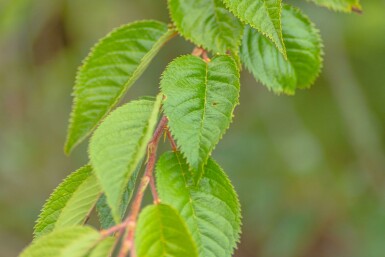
[168,0,243,53]
[241,5,323,94]
[222,0,286,56]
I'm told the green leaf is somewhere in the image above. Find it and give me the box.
[96,160,142,229]
[34,165,101,238]
[135,204,198,257]
[161,55,240,172]
[65,20,174,154]
[89,95,162,223]
[20,226,101,257]
[87,237,115,257]
[222,0,286,56]
[240,5,323,95]
[156,152,241,257]
[306,0,362,13]
[168,0,243,53]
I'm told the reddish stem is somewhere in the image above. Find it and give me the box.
[117,116,168,257]
[166,128,178,152]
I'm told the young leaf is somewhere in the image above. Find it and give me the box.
[65,20,174,154]
[96,160,142,229]
[240,5,323,95]
[135,204,198,257]
[306,0,362,13]
[34,165,101,238]
[87,237,115,257]
[20,226,101,257]
[168,0,243,54]
[89,95,162,223]
[156,152,242,257]
[161,55,240,172]
[222,0,286,56]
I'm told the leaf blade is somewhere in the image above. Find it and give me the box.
[156,152,241,257]
[161,55,240,171]
[135,204,198,257]
[34,165,101,238]
[87,237,115,257]
[222,0,286,56]
[96,160,142,229]
[240,5,323,94]
[21,227,100,257]
[65,20,174,154]
[168,0,243,53]
[89,95,162,223]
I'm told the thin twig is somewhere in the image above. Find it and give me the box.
[166,128,178,152]
[117,116,168,257]
[100,222,128,238]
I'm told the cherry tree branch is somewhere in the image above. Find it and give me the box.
[116,116,168,257]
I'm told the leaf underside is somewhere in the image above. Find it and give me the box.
[34,165,101,239]
[89,96,162,223]
[156,152,242,257]
[168,0,244,53]
[241,5,323,95]
[222,0,286,56]
[65,20,173,154]
[161,55,240,172]
[96,160,142,229]
[307,0,362,13]
[135,204,199,257]
[21,226,100,257]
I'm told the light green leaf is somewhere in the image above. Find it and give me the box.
[222,0,286,56]
[89,95,162,223]
[20,226,101,257]
[96,160,142,229]
[240,5,323,95]
[87,237,115,257]
[135,204,198,257]
[168,0,243,54]
[34,165,101,238]
[65,20,174,154]
[156,152,241,257]
[306,0,362,13]
[161,55,240,172]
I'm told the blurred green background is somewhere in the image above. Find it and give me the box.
[1,0,385,256]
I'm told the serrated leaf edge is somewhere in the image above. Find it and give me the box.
[161,54,240,178]
[65,20,175,154]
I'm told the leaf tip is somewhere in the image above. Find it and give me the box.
[351,5,363,14]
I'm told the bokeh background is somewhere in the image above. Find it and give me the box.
[1,0,385,256]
